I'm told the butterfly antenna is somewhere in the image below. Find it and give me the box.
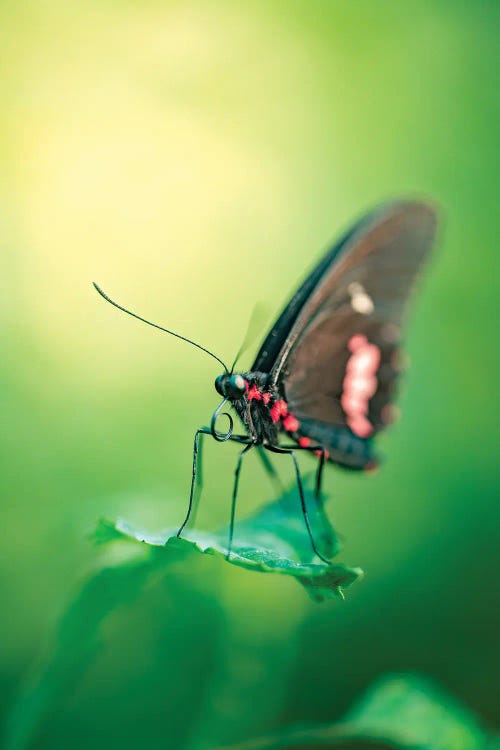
[93,283,229,373]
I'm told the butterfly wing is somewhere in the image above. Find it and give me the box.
[253,201,438,469]
[252,209,378,373]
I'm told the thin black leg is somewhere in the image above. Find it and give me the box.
[177,428,211,538]
[277,442,322,451]
[265,445,331,564]
[177,429,252,539]
[196,425,205,490]
[275,441,327,501]
[315,449,326,502]
[227,441,254,560]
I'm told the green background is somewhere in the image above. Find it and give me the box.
[1,2,498,748]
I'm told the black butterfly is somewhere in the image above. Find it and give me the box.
[94,199,437,562]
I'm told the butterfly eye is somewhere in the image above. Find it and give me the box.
[227,375,246,399]
[214,374,246,399]
[214,374,226,396]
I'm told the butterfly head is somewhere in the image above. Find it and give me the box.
[214,373,246,401]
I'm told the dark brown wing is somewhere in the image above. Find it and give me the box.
[252,209,376,373]
[271,201,438,468]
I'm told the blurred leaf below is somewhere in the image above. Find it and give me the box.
[223,673,495,750]
[4,483,360,750]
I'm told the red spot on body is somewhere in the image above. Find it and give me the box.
[283,414,299,433]
[298,436,311,448]
[270,405,280,422]
[315,449,329,460]
[247,385,262,401]
[262,392,271,405]
[270,399,288,423]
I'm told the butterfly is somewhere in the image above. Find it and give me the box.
[94,199,437,562]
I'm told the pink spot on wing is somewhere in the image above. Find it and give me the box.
[298,436,311,448]
[262,392,271,405]
[349,346,381,375]
[343,373,378,399]
[348,334,368,353]
[341,392,368,415]
[342,336,381,437]
[347,415,374,437]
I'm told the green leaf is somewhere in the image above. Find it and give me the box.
[221,674,490,750]
[94,481,363,603]
[343,674,487,750]
[4,484,359,750]
[3,554,156,750]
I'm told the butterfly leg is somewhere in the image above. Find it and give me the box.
[178,429,252,540]
[272,441,327,501]
[227,441,255,560]
[265,445,331,564]
[315,449,326,502]
[177,427,212,538]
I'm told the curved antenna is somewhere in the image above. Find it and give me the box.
[230,302,268,374]
[93,283,228,373]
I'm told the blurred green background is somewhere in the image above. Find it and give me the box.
[0,1,498,748]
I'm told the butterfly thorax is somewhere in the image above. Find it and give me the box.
[215,371,314,447]
[227,372,276,444]
[226,372,307,448]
